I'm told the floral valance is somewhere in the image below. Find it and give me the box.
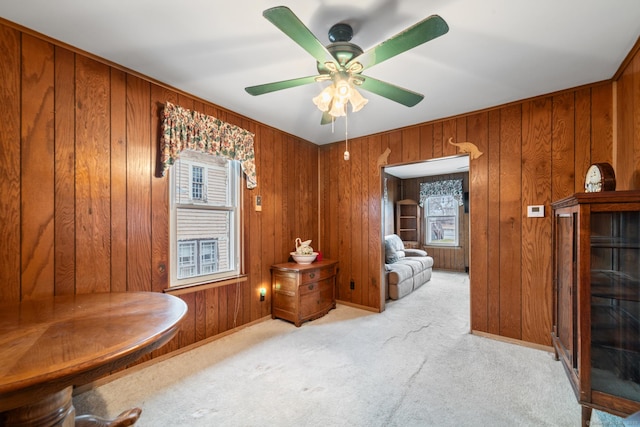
[419,179,463,207]
[161,102,257,189]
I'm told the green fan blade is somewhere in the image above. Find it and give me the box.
[358,76,424,107]
[245,76,318,96]
[263,6,338,68]
[346,15,448,71]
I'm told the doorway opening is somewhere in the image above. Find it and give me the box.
[381,155,470,312]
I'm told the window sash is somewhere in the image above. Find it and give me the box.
[200,240,218,274]
[170,151,241,287]
[191,165,204,201]
[425,195,459,246]
[177,241,197,279]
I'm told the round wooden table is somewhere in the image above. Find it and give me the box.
[0,292,187,426]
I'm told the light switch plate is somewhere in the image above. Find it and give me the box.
[527,205,544,218]
[255,195,262,212]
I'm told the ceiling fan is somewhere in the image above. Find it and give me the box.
[245,6,449,124]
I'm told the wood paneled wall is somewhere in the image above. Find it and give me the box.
[0,21,319,361]
[1,19,638,355]
[616,42,640,190]
[320,84,616,345]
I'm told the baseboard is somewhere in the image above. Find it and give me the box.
[336,300,381,313]
[471,330,555,354]
[73,314,273,396]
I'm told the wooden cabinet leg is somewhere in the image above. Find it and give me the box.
[581,405,592,427]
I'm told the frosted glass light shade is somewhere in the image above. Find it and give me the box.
[349,87,368,112]
[312,85,334,112]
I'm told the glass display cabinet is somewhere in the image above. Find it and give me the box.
[551,191,640,427]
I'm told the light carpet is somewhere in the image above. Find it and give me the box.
[74,271,624,426]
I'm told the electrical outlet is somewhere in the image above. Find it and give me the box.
[350,280,355,290]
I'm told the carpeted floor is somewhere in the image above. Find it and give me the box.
[74,271,624,426]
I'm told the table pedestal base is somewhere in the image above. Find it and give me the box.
[0,387,141,427]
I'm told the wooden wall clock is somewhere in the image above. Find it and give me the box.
[584,162,616,192]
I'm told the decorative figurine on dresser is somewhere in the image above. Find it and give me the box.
[271,238,337,327]
[551,166,639,427]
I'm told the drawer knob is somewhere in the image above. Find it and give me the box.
[308,284,314,290]
[309,273,315,278]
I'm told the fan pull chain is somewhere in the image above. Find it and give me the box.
[344,108,350,161]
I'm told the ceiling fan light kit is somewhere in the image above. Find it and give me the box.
[245,6,449,124]
[312,79,369,118]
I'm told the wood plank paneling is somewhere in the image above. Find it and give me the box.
[402,127,420,162]
[499,105,522,338]
[591,84,614,167]
[419,124,433,160]
[110,69,128,293]
[634,53,640,190]
[521,99,552,344]
[574,88,592,192]
[433,122,444,159]
[387,131,402,166]
[368,135,383,309]
[54,46,76,296]
[126,75,152,293]
[636,51,640,190]
[552,92,576,202]
[442,119,457,157]
[20,35,55,300]
[352,138,364,303]
[256,126,271,318]
[487,110,501,335]
[337,137,352,301]
[467,113,489,332]
[75,56,111,294]
[617,66,634,190]
[0,25,21,303]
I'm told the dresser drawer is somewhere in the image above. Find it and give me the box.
[272,288,296,312]
[273,271,298,293]
[300,279,334,316]
[300,265,336,284]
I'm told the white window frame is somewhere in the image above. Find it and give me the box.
[177,241,197,279]
[169,151,241,287]
[199,239,219,274]
[190,165,205,201]
[425,195,459,246]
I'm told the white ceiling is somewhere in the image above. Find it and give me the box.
[1,1,639,146]
[385,155,469,179]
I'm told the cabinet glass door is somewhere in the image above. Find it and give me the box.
[590,211,640,402]
[556,214,577,371]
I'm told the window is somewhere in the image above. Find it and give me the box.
[425,195,459,246]
[191,166,204,201]
[170,150,241,287]
[178,241,196,278]
[200,240,218,274]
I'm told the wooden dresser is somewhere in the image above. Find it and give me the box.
[271,259,338,327]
